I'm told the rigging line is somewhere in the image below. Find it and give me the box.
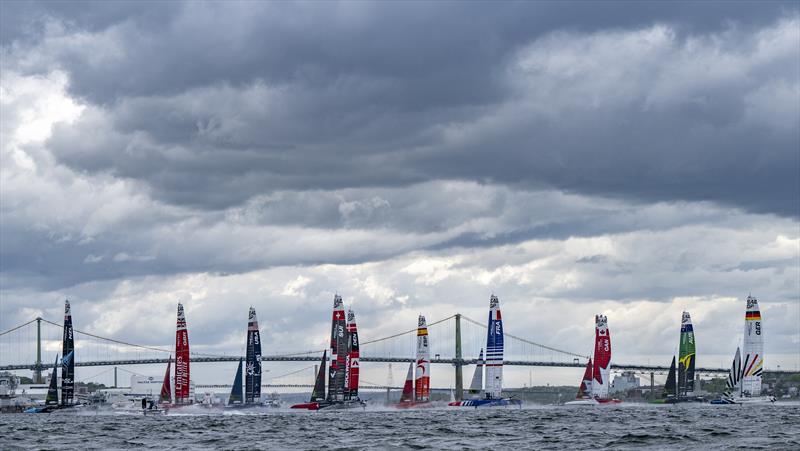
[38,318,171,354]
[460,314,589,359]
[0,318,38,336]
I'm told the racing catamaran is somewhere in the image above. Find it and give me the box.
[658,312,705,403]
[565,314,621,405]
[291,295,365,410]
[163,303,193,410]
[449,295,522,408]
[395,315,433,408]
[25,300,82,413]
[712,296,776,404]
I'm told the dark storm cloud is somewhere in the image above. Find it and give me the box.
[4,1,795,217]
[1,1,798,292]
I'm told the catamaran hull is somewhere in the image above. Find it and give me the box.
[663,396,706,404]
[24,403,84,414]
[23,406,60,414]
[290,400,366,410]
[711,396,776,405]
[565,398,598,406]
[448,398,522,408]
[565,398,622,406]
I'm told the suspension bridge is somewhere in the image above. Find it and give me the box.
[1,312,778,399]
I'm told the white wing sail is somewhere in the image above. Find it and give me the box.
[742,296,764,397]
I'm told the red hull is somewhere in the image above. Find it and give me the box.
[597,398,622,404]
[290,402,320,410]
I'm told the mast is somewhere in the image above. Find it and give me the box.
[229,358,244,405]
[310,351,327,402]
[663,356,677,398]
[484,295,504,399]
[592,314,611,399]
[60,300,75,407]
[45,355,59,406]
[344,309,360,400]
[742,296,764,397]
[577,358,593,398]
[678,311,696,395]
[174,303,191,404]
[327,295,347,401]
[399,362,414,403]
[245,307,262,404]
[160,356,172,403]
[415,315,430,402]
[468,348,484,396]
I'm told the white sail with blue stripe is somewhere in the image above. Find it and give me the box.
[448,295,521,408]
[485,295,503,399]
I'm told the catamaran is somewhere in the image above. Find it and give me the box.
[711,296,776,405]
[395,315,433,408]
[291,295,366,410]
[565,314,621,405]
[660,312,705,403]
[449,295,522,408]
[25,300,82,413]
[162,303,193,411]
[226,307,264,410]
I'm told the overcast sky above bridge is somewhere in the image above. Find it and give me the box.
[1,1,798,382]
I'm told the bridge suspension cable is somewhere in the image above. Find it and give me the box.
[37,317,171,354]
[360,314,456,346]
[0,318,39,337]
[460,315,588,359]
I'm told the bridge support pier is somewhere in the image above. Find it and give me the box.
[34,318,43,384]
[114,367,118,388]
[454,313,463,401]
[650,372,654,400]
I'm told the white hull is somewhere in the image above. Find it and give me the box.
[564,399,598,406]
[731,396,776,404]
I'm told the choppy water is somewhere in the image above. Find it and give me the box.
[2,403,799,450]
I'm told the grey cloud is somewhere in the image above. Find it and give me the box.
[17,8,795,218]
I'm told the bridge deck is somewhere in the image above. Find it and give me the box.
[0,355,764,374]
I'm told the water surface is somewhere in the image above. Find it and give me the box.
[3,403,798,450]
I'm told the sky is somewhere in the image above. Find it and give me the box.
[1,1,798,388]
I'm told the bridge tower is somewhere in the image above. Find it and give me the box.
[454,313,463,401]
[34,317,43,383]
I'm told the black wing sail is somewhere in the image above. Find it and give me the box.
[61,300,75,407]
[245,307,262,404]
[229,358,244,405]
[311,350,327,402]
[45,355,59,406]
[663,356,677,398]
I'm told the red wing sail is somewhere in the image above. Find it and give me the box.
[399,362,414,403]
[577,358,593,398]
[592,314,611,398]
[160,356,172,403]
[174,303,191,404]
[345,309,360,399]
[327,295,347,401]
